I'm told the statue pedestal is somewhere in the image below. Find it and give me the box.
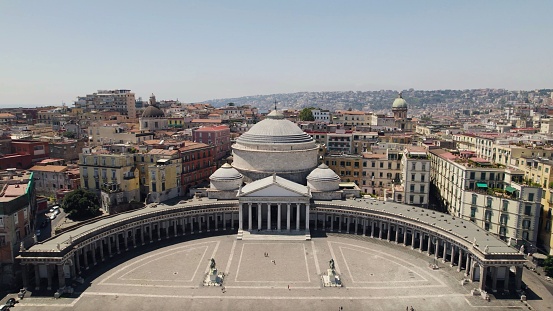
[204,268,224,286]
[322,268,342,287]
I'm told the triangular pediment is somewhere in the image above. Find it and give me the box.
[238,175,311,198]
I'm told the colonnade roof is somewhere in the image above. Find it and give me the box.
[316,198,517,255]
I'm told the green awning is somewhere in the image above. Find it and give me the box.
[505,186,516,193]
[476,182,488,189]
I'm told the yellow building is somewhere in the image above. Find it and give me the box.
[79,153,140,213]
[323,154,363,185]
[134,149,182,203]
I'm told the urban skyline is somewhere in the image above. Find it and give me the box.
[1,0,552,107]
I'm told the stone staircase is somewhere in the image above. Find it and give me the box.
[238,230,311,241]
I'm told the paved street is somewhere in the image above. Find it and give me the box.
[8,233,552,311]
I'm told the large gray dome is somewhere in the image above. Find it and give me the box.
[142,105,165,118]
[236,118,314,145]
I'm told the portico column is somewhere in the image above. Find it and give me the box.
[504,266,510,291]
[296,203,300,231]
[69,259,76,279]
[442,241,447,263]
[450,245,456,267]
[124,231,129,250]
[174,219,178,236]
[345,216,349,233]
[230,212,234,230]
[411,230,416,250]
[258,204,262,230]
[34,264,40,290]
[378,221,383,239]
[207,215,211,232]
[395,226,400,243]
[338,215,342,232]
[419,233,424,252]
[21,263,29,288]
[107,236,113,257]
[362,218,367,235]
[141,225,145,245]
[491,266,498,291]
[403,227,408,246]
[457,248,463,272]
[57,263,66,288]
[479,265,487,291]
[46,265,52,290]
[515,266,523,290]
[305,203,310,231]
[277,204,282,230]
[287,204,291,231]
[267,204,271,230]
[323,213,327,231]
[434,239,439,260]
[330,214,334,231]
[387,223,392,241]
[223,212,227,230]
[248,203,252,231]
[239,205,244,230]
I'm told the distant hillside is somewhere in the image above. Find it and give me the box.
[204,89,553,113]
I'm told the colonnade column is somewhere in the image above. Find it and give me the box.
[419,233,424,252]
[91,244,97,265]
[411,230,416,250]
[305,203,310,230]
[427,235,432,255]
[287,203,291,231]
[157,222,161,241]
[434,239,439,260]
[239,205,243,230]
[387,223,392,241]
[277,204,282,230]
[141,225,145,245]
[296,203,300,231]
[465,254,471,277]
[258,204,262,230]
[442,242,447,263]
[267,204,271,230]
[107,236,113,257]
[174,219,178,236]
[450,245,456,267]
[330,214,334,231]
[116,234,121,254]
[362,219,366,235]
[395,226,400,243]
[124,231,129,251]
[75,250,81,274]
[338,216,342,232]
[457,249,463,272]
[46,265,52,290]
[403,227,408,246]
[491,266,498,291]
[21,264,29,289]
[99,239,105,261]
[248,203,253,231]
[34,265,40,290]
[378,221,383,239]
[345,216,349,233]
[370,220,374,238]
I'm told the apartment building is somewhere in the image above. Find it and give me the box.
[88,124,154,146]
[360,145,403,197]
[79,153,140,212]
[28,165,80,197]
[179,142,216,196]
[311,109,330,123]
[134,149,182,203]
[0,169,36,288]
[326,131,353,154]
[429,148,542,251]
[192,125,231,161]
[75,89,136,117]
[394,147,430,207]
[323,154,363,185]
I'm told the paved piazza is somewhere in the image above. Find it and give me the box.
[13,234,543,311]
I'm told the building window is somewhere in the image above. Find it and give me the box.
[420,185,425,193]
[528,193,534,201]
[410,185,415,192]
[502,200,509,211]
[470,172,475,179]
[409,195,414,203]
[470,207,477,218]
[522,231,529,241]
[411,174,415,181]
[524,205,532,216]
[485,210,492,222]
[486,197,492,208]
[472,194,477,205]
[522,219,531,229]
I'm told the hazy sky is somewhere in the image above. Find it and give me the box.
[1,0,552,107]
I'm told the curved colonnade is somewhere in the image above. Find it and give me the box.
[18,199,525,295]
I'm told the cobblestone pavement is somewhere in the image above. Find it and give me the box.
[6,232,552,311]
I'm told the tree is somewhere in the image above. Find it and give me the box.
[227,102,235,107]
[299,107,315,121]
[61,188,101,220]
[62,131,76,139]
[544,255,553,277]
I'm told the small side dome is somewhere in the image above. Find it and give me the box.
[392,92,408,109]
[210,163,243,191]
[210,163,242,181]
[307,163,340,191]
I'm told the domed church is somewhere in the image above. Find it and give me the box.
[207,108,355,239]
[139,94,168,131]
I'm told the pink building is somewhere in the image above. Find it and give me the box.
[193,125,231,161]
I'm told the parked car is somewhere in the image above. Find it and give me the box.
[49,213,57,220]
[53,208,61,216]
[49,205,60,213]
[4,298,17,307]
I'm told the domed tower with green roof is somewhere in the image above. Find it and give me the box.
[392,92,408,121]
